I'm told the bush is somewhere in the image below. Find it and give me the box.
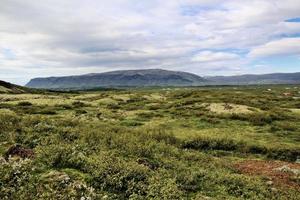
[17,101,32,106]
[0,158,95,200]
[270,121,298,132]
[38,108,57,115]
[0,112,20,142]
[182,137,300,161]
[35,144,87,170]
[85,154,149,198]
[106,103,120,110]
[72,101,86,108]
[75,109,87,115]
[147,130,178,145]
[230,113,273,126]
[147,174,183,200]
[121,119,143,127]
[182,137,242,151]
[266,148,300,162]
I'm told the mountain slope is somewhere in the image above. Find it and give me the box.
[206,72,300,85]
[26,69,208,89]
[0,80,28,94]
[26,70,300,89]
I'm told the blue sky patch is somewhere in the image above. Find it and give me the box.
[1,48,16,60]
[285,17,300,22]
[180,5,210,16]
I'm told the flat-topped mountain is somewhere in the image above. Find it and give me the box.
[26,69,300,89]
[205,72,300,85]
[26,69,208,89]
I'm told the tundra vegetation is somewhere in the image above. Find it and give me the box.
[0,85,300,199]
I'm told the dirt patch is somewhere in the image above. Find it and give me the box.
[234,160,300,189]
[204,103,255,114]
[4,144,35,160]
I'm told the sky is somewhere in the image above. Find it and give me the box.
[1,0,300,85]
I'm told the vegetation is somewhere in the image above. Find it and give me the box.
[0,85,300,199]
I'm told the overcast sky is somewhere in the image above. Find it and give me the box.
[1,0,300,85]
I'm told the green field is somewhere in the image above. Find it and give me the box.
[0,85,300,199]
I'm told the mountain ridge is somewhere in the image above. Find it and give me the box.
[25,69,300,89]
[26,69,208,89]
[205,72,300,85]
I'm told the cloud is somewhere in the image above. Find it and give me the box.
[192,51,239,62]
[0,0,300,84]
[249,37,300,58]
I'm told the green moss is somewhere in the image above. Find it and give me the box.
[0,85,299,199]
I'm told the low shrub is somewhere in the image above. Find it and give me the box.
[38,108,57,115]
[182,137,300,161]
[106,103,120,110]
[17,101,33,106]
[182,137,242,151]
[230,113,272,126]
[0,112,20,142]
[85,154,149,198]
[72,101,86,108]
[147,172,183,200]
[75,109,87,115]
[120,119,143,127]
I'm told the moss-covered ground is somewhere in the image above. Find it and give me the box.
[0,85,299,199]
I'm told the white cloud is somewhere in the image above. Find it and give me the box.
[249,37,300,58]
[192,51,239,63]
[0,0,300,84]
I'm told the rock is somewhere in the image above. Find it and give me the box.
[274,165,300,175]
[282,92,292,96]
[266,181,273,186]
[271,188,278,192]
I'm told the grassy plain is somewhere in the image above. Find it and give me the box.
[0,85,300,199]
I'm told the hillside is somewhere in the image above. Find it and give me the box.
[206,72,300,85]
[0,80,28,94]
[26,69,208,89]
[26,70,300,89]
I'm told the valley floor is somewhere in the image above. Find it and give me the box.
[0,85,300,199]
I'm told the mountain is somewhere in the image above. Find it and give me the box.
[26,70,300,89]
[206,72,300,85]
[0,80,28,94]
[26,69,208,89]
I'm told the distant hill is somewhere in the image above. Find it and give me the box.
[26,70,300,89]
[26,69,208,89]
[0,80,28,94]
[206,72,300,85]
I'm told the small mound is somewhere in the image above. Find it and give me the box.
[205,103,255,114]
